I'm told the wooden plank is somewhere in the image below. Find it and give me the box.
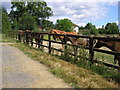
[93,37,120,42]
[93,60,120,69]
[94,48,120,56]
[40,44,49,48]
[48,34,51,54]
[89,37,94,64]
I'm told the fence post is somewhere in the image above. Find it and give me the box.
[64,34,68,60]
[74,45,78,63]
[64,34,68,50]
[89,36,94,66]
[26,32,29,44]
[48,34,51,54]
[31,33,33,46]
[38,33,40,49]
[41,34,44,51]
[15,31,18,40]
[18,32,21,42]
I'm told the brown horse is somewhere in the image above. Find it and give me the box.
[94,37,120,66]
[18,30,26,42]
[28,32,43,47]
[50,29,78,49]
[68,37,89,46]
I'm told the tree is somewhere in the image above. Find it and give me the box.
[84,23,98,35]
[9,1,53,26]
[27,2,53,25]
[40,20,54,30]
[79,26,84,30]
[11,18,18,30]
[2,7,11,32]
[18,12,37,30]
[55,18,74,32]
[105,23,119,34]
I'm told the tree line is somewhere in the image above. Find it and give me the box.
[2,1,119,35]
[79,22,119,35]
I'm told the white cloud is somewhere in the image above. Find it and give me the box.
[1,0,118,27]
[47,1,110,26]
[77,22,86,27]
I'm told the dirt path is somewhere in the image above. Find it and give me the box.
[2,43,71,88]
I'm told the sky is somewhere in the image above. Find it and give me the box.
[1,0,120,28]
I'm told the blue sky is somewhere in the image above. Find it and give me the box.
[1,0,119,28]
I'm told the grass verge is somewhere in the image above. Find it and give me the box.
[12,43,119,88]
[0,33,16,43]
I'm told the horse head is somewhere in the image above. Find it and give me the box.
[50,29,58,40]
[94,40,105,48]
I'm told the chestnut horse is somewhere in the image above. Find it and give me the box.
[50,29,92,48]
[94,37,120,66]
[50,29,78,49]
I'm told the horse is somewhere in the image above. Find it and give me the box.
[18,30,26,42]
[50,29,78,49]
[28,32,43,48]
[68,37,89,46]
[94,37,120,66]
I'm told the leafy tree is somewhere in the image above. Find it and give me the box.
[55,18,74,32]
[18,12,37,30]
[84,23,98,35]
[2,7,11,32]
[9,1,53,26]
[27,2,53,25]
[79,26,84,30]
[40,19,54,30]
[11,18,18,30]
[105,23,119,34]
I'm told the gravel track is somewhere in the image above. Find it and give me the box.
[2,43,71,88]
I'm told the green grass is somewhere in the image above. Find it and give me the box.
[60,46,120,83]
[0,33,16,43]
[12,43,118,88]
[94,52,115,64]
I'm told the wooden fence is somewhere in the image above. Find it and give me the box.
[5,30,120,69]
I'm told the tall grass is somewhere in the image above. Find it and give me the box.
[60,45,119,83]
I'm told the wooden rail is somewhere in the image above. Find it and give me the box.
[5,30,120,69]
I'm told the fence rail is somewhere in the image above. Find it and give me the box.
[4,30,120,69]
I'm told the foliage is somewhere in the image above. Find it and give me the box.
[11,18,18,30]
[9,1,53,26]
[105,23,119,34]
[79,26,84,30]
[9,1,53,30]
[18,12,37,30]
[82,30,91,35]
[55,18,74,32]
[84,23,98,35]
[40,19,54,30]
[2,8,11,31]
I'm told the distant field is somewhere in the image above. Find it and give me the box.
[95,34,119,37]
